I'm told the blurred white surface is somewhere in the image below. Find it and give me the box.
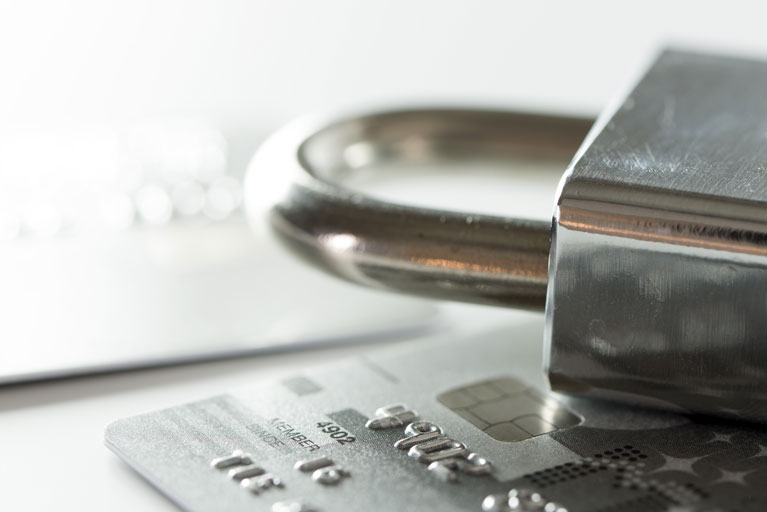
[3,1,767,171]
[2,1,767,510]
[0,218,441,384]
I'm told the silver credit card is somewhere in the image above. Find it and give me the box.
[106,323,767,511]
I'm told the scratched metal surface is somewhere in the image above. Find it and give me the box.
[563,50,767,216]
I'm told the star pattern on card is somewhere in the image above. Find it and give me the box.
[652,453,707,475]
[714,468,753,486]
[749,443,767,459]
[705,432,734,444]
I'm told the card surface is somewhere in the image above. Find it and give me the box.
[106,323,767,511]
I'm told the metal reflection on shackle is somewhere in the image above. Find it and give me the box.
[245,49,767,423]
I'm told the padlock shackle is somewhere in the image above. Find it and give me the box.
[244,108,593,310]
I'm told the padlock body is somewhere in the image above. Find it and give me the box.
[546,50,767,422]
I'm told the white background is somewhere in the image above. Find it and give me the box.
[3,1,767,172]
[2,1,767,510]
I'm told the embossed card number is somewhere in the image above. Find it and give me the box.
[316,422,356,445]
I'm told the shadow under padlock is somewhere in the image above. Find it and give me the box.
[246,49,767,424]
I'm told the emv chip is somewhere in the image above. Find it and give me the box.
[438,377,581,442]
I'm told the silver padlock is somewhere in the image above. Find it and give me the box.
[245,49,767,422]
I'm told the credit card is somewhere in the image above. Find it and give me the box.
[106,322,767,511]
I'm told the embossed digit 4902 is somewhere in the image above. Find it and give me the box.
[316,421,356,445]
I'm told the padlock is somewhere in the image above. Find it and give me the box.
[246,49,767,422]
